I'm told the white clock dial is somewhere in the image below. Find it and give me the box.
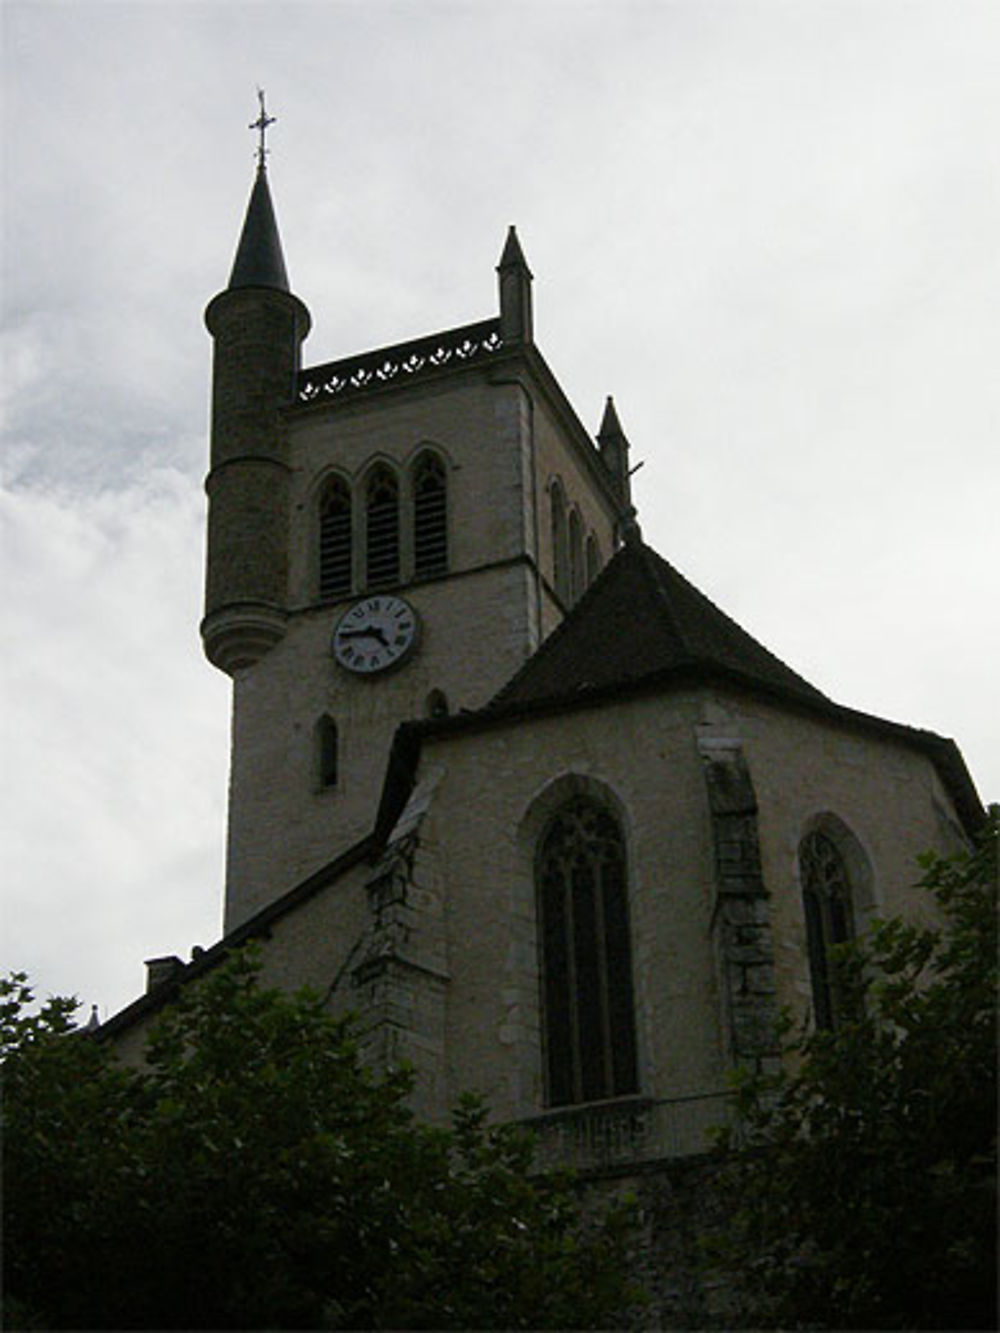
[332,595,419,675]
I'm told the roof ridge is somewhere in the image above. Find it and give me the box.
[640,545,826,698]
[635,542,695,658]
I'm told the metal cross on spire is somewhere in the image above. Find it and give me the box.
[249,88,276,169]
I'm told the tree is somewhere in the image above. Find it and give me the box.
[712,811,998,1330]
[2,948,638,1330]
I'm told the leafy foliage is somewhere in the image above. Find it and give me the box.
[2,948,637,1330]
[712,811,998,1329]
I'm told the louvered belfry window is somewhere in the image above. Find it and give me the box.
[319,477,352,600]
[800,830,855,1030]
[413,453,448,578]
[538,798,639,1107]
[365,466,400,589]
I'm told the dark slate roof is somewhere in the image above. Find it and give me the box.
[228,166,290,292]
[494,539,827,708]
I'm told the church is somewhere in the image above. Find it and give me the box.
[103,146,984,1181]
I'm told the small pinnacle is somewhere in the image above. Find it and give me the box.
[498,225,532,276]
[598,395,626,443]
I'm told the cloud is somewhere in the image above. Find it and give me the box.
[2,472,227,1016]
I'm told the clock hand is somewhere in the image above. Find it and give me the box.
[340,626,390,647]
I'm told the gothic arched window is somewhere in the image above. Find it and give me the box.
[315,715,338,789]
[585,533,601,589]
[413,452,448,579]
[319,476,352,600]
[550,481,569,604]
[799,829,855,1030]
[365,465,400,589]
[568,508,583,604]
[425,688,449,719]
[537,798,638,1106]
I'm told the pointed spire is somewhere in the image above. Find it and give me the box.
[497,225,533,343]
[597,395,626,447]
[498,224,532,276]
[227,164,291,292]
[596,394,633,510]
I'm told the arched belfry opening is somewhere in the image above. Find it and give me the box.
[365,465,400,589]
[412,451,448,579]
[319,475,352,600]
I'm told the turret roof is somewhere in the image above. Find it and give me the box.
[228,166,290,292]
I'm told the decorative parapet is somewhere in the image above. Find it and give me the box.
[524,1093,735,1173]
[297,318,504,404]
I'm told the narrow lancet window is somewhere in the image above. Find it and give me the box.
[316,716,338,790]
[568,509,584,604]
[413,453,448,578]
[800,830,855,1029]
[366,466,400,589]
[425,688,449,719]
[585,534,601,588]
[550,481,569,604]
[537,797,638,1106]
[319,477,352,600]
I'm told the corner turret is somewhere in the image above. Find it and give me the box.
[202,159,311,674]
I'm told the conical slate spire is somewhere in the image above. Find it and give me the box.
[227,164,290,292]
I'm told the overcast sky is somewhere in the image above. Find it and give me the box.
[3,1,997,1021]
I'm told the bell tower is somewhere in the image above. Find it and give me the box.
[204,118,631,932]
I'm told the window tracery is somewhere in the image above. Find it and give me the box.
[799,829,855,1029]
[537,797,638,1106]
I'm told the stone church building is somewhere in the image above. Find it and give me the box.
[105,155,983,1214]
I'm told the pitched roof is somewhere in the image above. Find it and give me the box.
[494,538,827,708]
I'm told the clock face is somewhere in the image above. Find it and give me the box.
[332,595,419,675]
